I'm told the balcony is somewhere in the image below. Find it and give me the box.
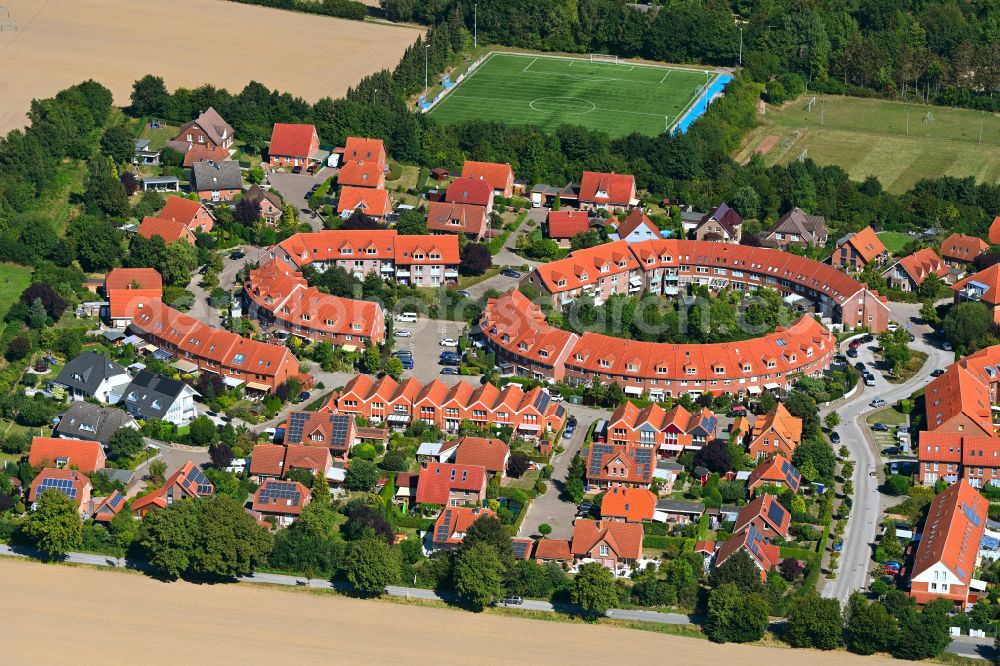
[395,269,411,278]
[444,270,458,278]
[380,264,394,272]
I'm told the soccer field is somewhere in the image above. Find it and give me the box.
[738,95,1000,193]
[427,53,713,137]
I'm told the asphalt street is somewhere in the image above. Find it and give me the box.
[820,301,953,605]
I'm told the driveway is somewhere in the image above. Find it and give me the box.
[518,402,611,539]
[820,301,953,604]
[185,244,264,326]
[268,170,329,232]
[127,440,212,499]
[492,208,546,268]
[393,317,478,385]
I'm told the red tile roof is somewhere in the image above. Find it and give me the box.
[571,519,643,560]
[941,233,988,263]
[716,527,780,575]
[28,468,90,504]
[924,364,994,435]
[481,289,579,369]
[841,226,887,263]
[579,171,635,207]
[338,161,384,188]
[452,436,510,474]
[93,490,125,521]
[138,216,194,244]
[445,177,493,207]
[131,461,214,514]
[547,210,590,239]
[105,268,162,292]
[889,248,949,286]
[338,186,391,217]
[430,506,498,546]
[990,217,1000,246]
[249,444,287,477]
[395,233,460,265]
[911,479,987,586]
[342,137,386,168]
[460,161,513,193]
[415,462,487,505]
[734,493,791,537]
[183,145,230,167]
[615,208,658,240]
[586,443,654,485]
[158,196,208,228]
[747,454,801,494]
[752,404,803,446]
[252,478,311,516]
[534,538,572,561]
[953,264,1000,306]
[426,201,489,237]
[270,123,318,158]
[600,486,656,522]
[29,437,105,474]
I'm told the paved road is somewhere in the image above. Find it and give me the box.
[268,170,330,232]
[185,244,263,327]
[518,402,612,539]
[821,302,953,604]
[493,208,546,268]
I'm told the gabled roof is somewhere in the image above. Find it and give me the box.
[990,217,1000,245]
[444,177,493,207]
[734,493,791,537]
[426,201,488,237]
[766,208,827,244]
[270,123,318,158]
[585,443,654,485]
[338,160,383,188]
[615,208,658,240]
[579,171,634,206]
[249,444,286,477]
[716,524,780,574]
[940,233,988,263]
[338,186,391,216]
[183,144,231,168]
[132,461,214,512]
[924,364,994,435]
[953,263,1000,306]
[191,159,243,191]
[547,210,590,239]
[395,233,460,265]
[747,454,801,493]
[415,462,486,505]
[105,268,163,292]
[245,184,282,210]
[460,161,513,192]
[252,479,310,516]
[53,402,136,445]
[121,370,196,420]
[431,506,498,545]
[534,538,572,560]
[178,107,233,147]
[600,486,656,522]
[911,479,987,585]
[342,137,386,167]
[54,352,130,396]
[886,248,949,286]
[839,226,887,263]
[29,437,104,474]
[452,436,509,473]
[571,519,642,560]
[699,203,743,236]
[752,403,802,446]
[158,196,209,228]
[93,490,126,520]
[138,216,195,244]
[28,468,90,504]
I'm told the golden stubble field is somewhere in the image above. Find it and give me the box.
[0,557,899,665]
[0,0,422,133]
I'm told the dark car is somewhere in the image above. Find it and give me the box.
[229,251,246,260]
[908,333,916,342]
[855,361,866,371]
[292,165,303,174]
[847,348,858,358]
[930,368,944,377]
[501,268,521,278]
[873,423,889,432]
[830,431,841,444]
[306,164,317,174]
[834,354,848,363]
[439,355,461,366]
[849,340,861,349]
[399,357,414,369]
[298,391,311,402]
[441,367,459,375]
[861,334,874,343]
[567,415,578,428]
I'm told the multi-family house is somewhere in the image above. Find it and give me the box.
[104,267,163,329]
[833,226,888,270]
[761,208,828,249]
[953,264,1000,324]
[607,401,716,457]
[53,352,132,404]
[747,404,803,460]
[693,203,743,244]
[415,462,487,507]
[578,171,636,212]
[611,208,660,243]
[570,519,643,572]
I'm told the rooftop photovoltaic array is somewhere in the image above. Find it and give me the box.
[781,459,801,486]
[286,411,310,444]
[766,501,786,527]
[435,509,453,542]
[260,480,301,505]
[183,466,214,495]
[330,414,351,447]
[963,502,983,528]
[533,391,550,414]
[631,448,652,478]
[40,477,78,500]
[107,492,124,510]
[589,444,614,477]
[512,540,529,559]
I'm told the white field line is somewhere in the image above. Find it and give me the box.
[668,72,722,132]
[522,57,538,73]
[660,70,671,84]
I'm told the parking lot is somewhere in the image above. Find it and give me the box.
[267,170,330,232]
[391,317,480,384]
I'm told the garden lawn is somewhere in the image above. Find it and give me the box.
[876,231,913,254]
[0,263,33,320]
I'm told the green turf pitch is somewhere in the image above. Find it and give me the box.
[427,53,712,138]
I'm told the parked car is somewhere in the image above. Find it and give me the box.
[549,392,564,402]
[456,290,472,298]
[834,354,848,364]
[440,338,458,347]
[942,341,953,351]
[439,356,461,367]
[562,426,575,439]
[873,423,889,432]
[501,268,521,278]
[441,367,459,375]
[400,357,414,369]
[882,446,899,455]
[292,165,302,174]
[501,596,523,606]
[870,398,887,408]
[396,312,418,323]
[393,350,413,357]
[861,334,874,343]
[832,541,844,552]
[864,375,876,387]
[567,415,578,428]
[830,431,841,444]
[930,368,944,377]
[849,340,861,349]
[394,330,412,338]
[229,251,246,260]
[847,348,858,358]
[298,391,311,402]
[854,361,866,371]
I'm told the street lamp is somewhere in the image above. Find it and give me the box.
[424,43,431,96]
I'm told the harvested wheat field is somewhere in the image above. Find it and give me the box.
[0,558,896,665]
[0,0,422,133]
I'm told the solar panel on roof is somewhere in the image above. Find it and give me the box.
[40,477,78,500]
[512,541,528,558]
[963,502,983,528]
[533,391,551,413]
[108,492,124,510]
[186,466,213,495]
[330,414,350,447]
[287,411,309,444]
[435,509,452,542]
[766,501,786,527]
[589,444,613,476]
[956,565,968,580]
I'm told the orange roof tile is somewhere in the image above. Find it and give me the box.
[158,196,209,228]
[889,248,949,286]
[460,161,513,193]
[338,186,391,217]
[571,519,643,560]
[395,233,460,265]
[342,137,386,168]
[183,145,231,167]
[452,436,509,474]
[338,161,384,188]
[534,538,572,560]
[953,264,1000,306]
[28,468,90,504]
[600,486,656,522]
[990,217,1000,246]
[841,226,887,264]
[29,437,105,474]
[734,493,791,537]
[941,233,988,263]
[138,216,194,244]
[415,462,487,506]
[547,210,591,239]
[579,171,635,206]
[252,478,310,515]
[615,208,658,240]
[924,365,994,435]
[911,479,987,585]
[430,506,498,545]
[270,123,318,158]
[445,176,493,207]
[425,201,488,237]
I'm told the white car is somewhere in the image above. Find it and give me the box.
[440,338,458,347]
[550,393,564,402]
[394,330,412,337]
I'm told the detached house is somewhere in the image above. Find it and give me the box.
[747,454,801,495]
[158,196,215,234]
[53,402,138,446]
[415,461,487,507]
[570,519,643,572]
[882,248,950,292]
[29,437,106,474]
[585,441,655,489]
[252,479,311,527]
[694,203,743,244]
[833,226,887,270]
[940,233,988,270]
[762,208,828,249]
[429,505,498,550]
[444,176,494,213]
[578,171,636,212]
[244,185,283,226]
[716,524,780,580]
[338,186,391,220]
[546,210,591,248]
[461,161,514,198]
[138,216,196,245]
[269,123,323,168]
[169,107,234,153]
[338,160,385,189]
[426,201,489,241]
[747,403,802,460]
[733,493,791,540]
[451,436,510,477]
[249,443,332,483]
[191,159,243,203]
[120,370,199,426]
[29,468,92,515]
[282,411,358,459]
[104,267,163,329]
[341,137,387,171]
[909,479,988,607]
[611,209,660,243]
[600,486,656,523]
[131,461,214,517]
[53,352,131,404]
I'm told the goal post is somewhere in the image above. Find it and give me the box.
[589,53,619,64]
[806,96,817,112]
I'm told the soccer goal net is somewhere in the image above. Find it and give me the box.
[590,54,619,64]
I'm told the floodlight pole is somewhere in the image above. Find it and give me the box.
[738,27,743,67]
[474,4,478,50]
[424,44,430,96]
